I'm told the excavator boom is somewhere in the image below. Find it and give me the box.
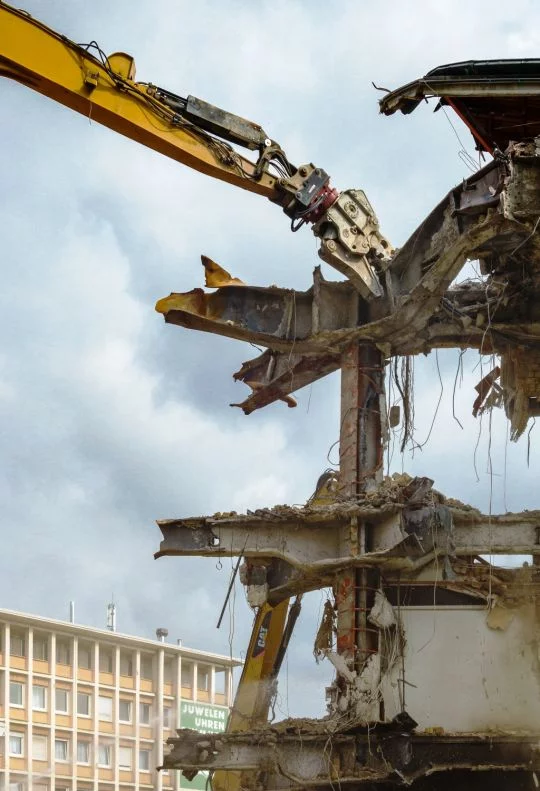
[0,0,392,297]
[0,1,278,198]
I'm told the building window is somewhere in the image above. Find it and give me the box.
[33,734,48,760]
[141,655,153,679]
[10,631,25,657]
[9,733,24,755]
[198,665,210,692]
[98,743,111,767]
[77,740,90,764]
[9,680,24,706]
[98,695,113,721]
[120,652,133,677]
[215,668,226,695]
[118,746,132,770]
[119,699,132,722]
[139,749,151,771]
[56,640,70,665]
[55,688,69,713]
[9,784,24,791]
[140,702,151,724]
[99,647,113,673]
[77,691,91,716]
[181,663,193,687]
[164,660,174,684]
[55,738,69,761]
[34,635,48,661]
[163,707,172,728]
[78,644,92,670]
[33,684,47,710]
[34,785,48,791]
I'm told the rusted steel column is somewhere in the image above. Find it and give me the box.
[336,342,384,675]
[339,342,384,496]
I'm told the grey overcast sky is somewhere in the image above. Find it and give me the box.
[2,0,540,718]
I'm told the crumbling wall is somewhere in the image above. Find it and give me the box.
[501,346,540,439]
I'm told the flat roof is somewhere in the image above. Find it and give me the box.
[379,58,540,153]
[0,607,241,666]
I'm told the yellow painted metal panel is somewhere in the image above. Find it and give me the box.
[10,656,26,671]
[33,659,49,674]
[10,757,26,771]
[213,600,289,791]
[181,685,193,699]
[77,716,92,731]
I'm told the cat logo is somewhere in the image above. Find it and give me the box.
[252,611,272,658]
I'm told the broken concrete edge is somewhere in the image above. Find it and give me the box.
[161,727,540,784]
[155,145,540,433]
[153,473,539,615]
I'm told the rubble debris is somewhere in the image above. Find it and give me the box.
[486,604,515,631]
[163,725,540,786]
[501,346,540,439]
[472,365,501,417]
[313,599,335,662]
[156,475,540,604]
[368,589,396,629]
[389,403,401,428]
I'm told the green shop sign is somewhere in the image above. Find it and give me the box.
[179,700,229,791]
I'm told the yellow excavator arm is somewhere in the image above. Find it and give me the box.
[0,6,389,783]
[0,0,392,298]
[212,597,301,791]
[0,1,279,198]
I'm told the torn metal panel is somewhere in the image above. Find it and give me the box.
[202,255,245,288]
[156,261,359,354]
[231,349,339,414]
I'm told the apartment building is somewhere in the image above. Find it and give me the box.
[0,608,240,791]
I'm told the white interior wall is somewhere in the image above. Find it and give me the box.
[382,604,540,732]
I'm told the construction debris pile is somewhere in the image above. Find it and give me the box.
[156,472,540,788]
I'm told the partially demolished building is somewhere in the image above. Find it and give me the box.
[2,7,539,789]
[154,62,540,791]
